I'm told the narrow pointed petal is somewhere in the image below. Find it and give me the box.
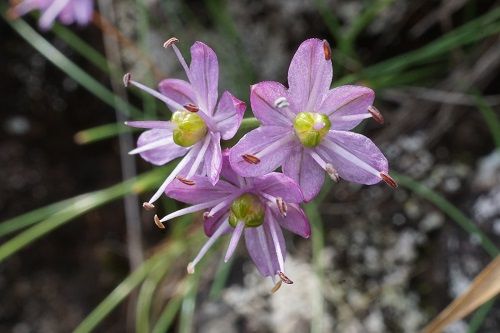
[166,175,238,205]
[250,82,294,126]
[136,129,187,166]
[287,38,333,112]
[158,78,196,108]
[282,147,325,202]
[319,85,375,130]
[189,42,219,115]
[229,126,295,177]
[203,132,222,185]
[125,120,173,129]
[273,204,311,238]
[214,91,246,140]
[224,222,245,262]
[321,131,388,185]
[245,224,285,277]
[253,172,303,203]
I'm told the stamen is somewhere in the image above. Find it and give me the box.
[323,40,332,60]
[276,197,287,217]
[322,139,380,178]
[176,176,195,186]
[203,212,210,219]
[254,134,295,159]
[143,202,155,210]
[271,280,283,293]
[154,215,165,229]
[159,197,225,223]
[242,154,261,165]
[147,147,197,204]
[336,113,372,122]
[184,103,199,113]
[325,164,340,182]
[268,216,285,272]
[368,105,384,124]
[163,37,179,48]
[187,219,230,274]
[185,135,211,179]
[224,221,245,262]
[38,0,71,29]
[278,271,294,284]
[380,172,398,189]
[129,138,173,155]
[124,73,185,111]
[274,97,290,109]
[206,195,238,218]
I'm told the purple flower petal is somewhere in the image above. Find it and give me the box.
[166,175,237,205]
[320,130,388,185]
[158,78,196,109]
[319,85,375,130]
[282,147,325,202]
[253,172,304,203]
[287,38,333,113]
[250,81,293,126]
[135,128,187,166]
[72,0,93,25]
[273,203,310,238]
[245,221,285,277]
[220,149,241,186]
[204,132,222,185]
[229,126,296,177]
[214,91,246,140]
[204,211,230,237]
[189,42,219,115]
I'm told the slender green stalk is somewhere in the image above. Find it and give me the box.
[474,94,500,148]
[179,267,202,333]
[151,296,183,333]
[2,13,142,118]
[208,255,233,299]
[0,168,166,262]
[392,172,499,257]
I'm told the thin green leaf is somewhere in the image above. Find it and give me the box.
[74,123,133,145]
[474,93,500,148]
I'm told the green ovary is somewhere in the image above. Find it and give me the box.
[293,112,331,147]
[228,193,265,228]
[171,110,207,147]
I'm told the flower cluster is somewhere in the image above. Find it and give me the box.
[8,0,93,30]
[125,38,396,290]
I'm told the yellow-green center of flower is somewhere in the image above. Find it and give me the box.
[228,193,265,228]
[171,110,207,147]
[293,112,331,148]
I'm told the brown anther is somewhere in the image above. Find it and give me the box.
[184,103,199,113]
[163,37,179,48]
[242,154,260,165]
[123,73,132,87]
[176,176,196,186]
[154,214,165,229]
[323,40,332,60]
[203,212,210,220]
[271,280,283,293]
[278,271,294,284]
[368,105,384,124]
[380,172,398,189]
[276,197,287,217]
[143,202,155,211]
[325,164,340,182]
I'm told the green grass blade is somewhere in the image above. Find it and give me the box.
[474,93,500,148]
[74,123,133,145]
[208,255,233,299]
[392,172,499,257]
[2,13,143,118]
[151,296,183,333]
[0,168,165,263]
[178,269,202,333]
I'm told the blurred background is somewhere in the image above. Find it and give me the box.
[1,0,499,332]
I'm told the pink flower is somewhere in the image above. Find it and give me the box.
[125,39,245,208]
[161,150,309,289]
[9,0,93,30]
[230,38,396,201]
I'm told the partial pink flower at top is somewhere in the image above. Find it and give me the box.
[125,38,246,209]
[8,0,94,30]
[161,150,309,291]
[230,38,397,201]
